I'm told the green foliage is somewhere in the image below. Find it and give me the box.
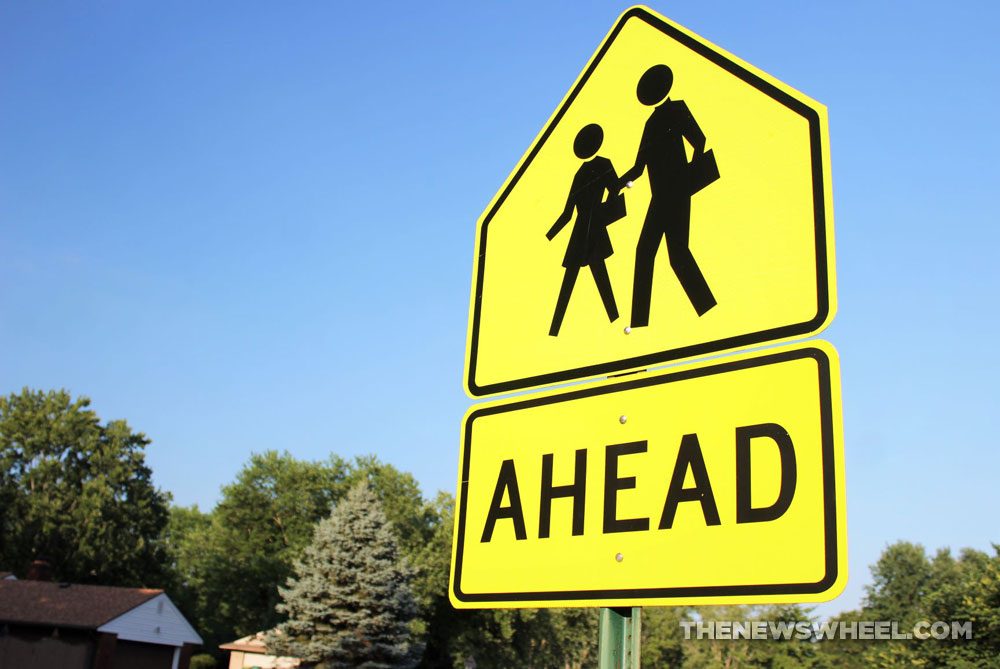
[346,455,439,560]
[410,492,597,669]
[8,392,997,669]
[863,541,934,625]
[188,654,217,669]
[165,452,445,662]
[442,607,598,669]
[0,388,170,586]
[670,605,828,669]
[809,608,868,669]
[162,450,351,648]
[812,542,1000,668]
[641,607,687,667]
[406,492,457,667]
[82,436,991,669]
[932,545,1000,662]
[268,482,422,668]
[162,504,212,626]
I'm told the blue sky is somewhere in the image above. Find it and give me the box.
[2,1,998,616]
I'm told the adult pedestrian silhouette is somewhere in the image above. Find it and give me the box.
[620,64,718,328]
[546,123,621,337]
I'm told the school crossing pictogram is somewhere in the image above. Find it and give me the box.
[546,64,722,336]
[464,6,836,399]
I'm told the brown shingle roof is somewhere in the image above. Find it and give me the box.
[0,579,161,629]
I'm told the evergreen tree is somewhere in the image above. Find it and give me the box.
[268,482,422,668]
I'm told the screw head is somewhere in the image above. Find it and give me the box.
[615,552,624,562]
[619,415,627,425]
[624,326,632,334]
[625,181,634,189]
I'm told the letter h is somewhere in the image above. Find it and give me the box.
[538,449,587,538]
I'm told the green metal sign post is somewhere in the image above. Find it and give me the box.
[598,607,641,668]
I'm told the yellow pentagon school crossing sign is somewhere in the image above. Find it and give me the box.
[450,341,846,608]
[465,6,836,397]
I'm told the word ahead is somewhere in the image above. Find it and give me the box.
[480,425,797,544]
[449,342,846,609]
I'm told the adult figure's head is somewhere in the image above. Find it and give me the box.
[636,64,673,106]
[573,123,604,159]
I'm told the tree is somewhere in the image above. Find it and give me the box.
[268,482,422,668]
[163,451,447,655]
[922,545,1000,666]
[673,604,829,669]
[346,455,439,560]
[406,492,458,668]
[641,607,687,668]
[162,503,213,626]
[413,492,598,669]
[164,451,351,648]
[814,541,1000,669]
[863,541,934,625]
[0,388,170,586]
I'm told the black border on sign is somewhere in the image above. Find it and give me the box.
[452,345,839,603]
[467,7,831,397]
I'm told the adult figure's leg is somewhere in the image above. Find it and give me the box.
[631,211,665,328]
[589,260,619,323]
[549,266,581,336]
[665,198,717,315]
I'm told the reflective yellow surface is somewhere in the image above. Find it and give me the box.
[465,6,836,396]
[450,341,846,608]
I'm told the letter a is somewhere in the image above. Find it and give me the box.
[659,433,721,529]
[481,459,528,542]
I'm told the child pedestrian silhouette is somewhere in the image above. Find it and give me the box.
[546,123,622,337]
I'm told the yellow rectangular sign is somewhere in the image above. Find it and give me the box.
[450,341,846,608]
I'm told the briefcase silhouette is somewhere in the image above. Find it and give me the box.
[688,149,720,195]
[597,191,627,226]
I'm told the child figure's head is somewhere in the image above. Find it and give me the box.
[573,123,604,159]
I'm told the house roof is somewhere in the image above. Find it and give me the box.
[219,632,268,653]
[220,632,300,667]
[0,579,162,629]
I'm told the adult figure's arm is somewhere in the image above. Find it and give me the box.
[618,118,652,190]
